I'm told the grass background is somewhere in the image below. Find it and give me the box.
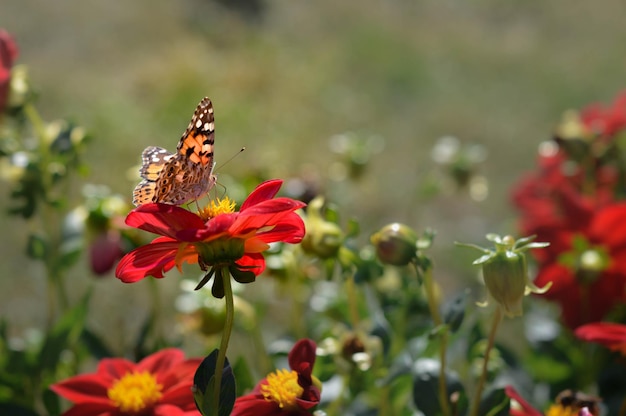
[1,0,625,354]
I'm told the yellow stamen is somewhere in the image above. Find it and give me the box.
[198,197,236,222]
[107,371,163,413]
[545,404,581,416]
[260,369,303,410]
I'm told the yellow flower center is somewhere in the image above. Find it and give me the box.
[545,404,582,416]
[198,197,236,222]
[260,369,303,410]
[107,371,163,414]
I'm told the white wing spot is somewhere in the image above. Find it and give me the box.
[196,119,203,128]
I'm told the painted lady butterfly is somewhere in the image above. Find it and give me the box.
[133,97,217,206]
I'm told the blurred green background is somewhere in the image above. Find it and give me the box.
[1,0,625,351]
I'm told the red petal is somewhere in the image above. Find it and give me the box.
[49,374,111,403]
[236,253,266,275]
[575,322,626,346]
[125,203,205,240]
[115,238,196,282]
[154,404,189,416]
[254,216,306,244]
[138,348,185,374]
[61,402,115,416]
[289,339,317,372]
[97,357,135,379]
[504,386,542,416]
[589,203,626,250]
[240,179,284,211]
[232,393,280,416]
[178,212,237,241]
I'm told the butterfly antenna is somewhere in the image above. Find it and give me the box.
[216,147,245,171]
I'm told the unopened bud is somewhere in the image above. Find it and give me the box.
[371,223,418,266]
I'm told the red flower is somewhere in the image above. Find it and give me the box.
[50,348,201,416]
[232,339,320,416]
[575,322,626,356]
[532,203,626,328]
[115,179,305,295]
[580,90,626,139]
[0,29,18,113]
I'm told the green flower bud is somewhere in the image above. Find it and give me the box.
[457,234,551,318]
[371,223,418,266]
[301,196,344,259]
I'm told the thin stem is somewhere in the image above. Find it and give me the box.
[420,264,449,416]
[211,268,235,416]
[469,306,502,416]
[346,273,361,330]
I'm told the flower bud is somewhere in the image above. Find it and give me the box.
[301,197,344,259]
[457,234,551,318]
[480,241,527,317]
[370,223,418,266]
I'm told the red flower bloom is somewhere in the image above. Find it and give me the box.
[580,90,626,139]
[50,348,201,416]
[115,179,305,295]
[232,339,321,416]
[575,322,626,356]
[0,29,18,113]
[532,203,626,328]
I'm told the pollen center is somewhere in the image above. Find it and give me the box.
[260,369,303,409]
[107,371,163,414]
[545,404,584,416]
[198,197,236,221]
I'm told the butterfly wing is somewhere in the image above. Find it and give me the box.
[132,146,174,206]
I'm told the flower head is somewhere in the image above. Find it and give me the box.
[457,234,551,318]
[50,348,201,416]
[115,179,306,297]
[232,339,321,416]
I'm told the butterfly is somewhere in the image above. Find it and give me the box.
[133,97,217,206]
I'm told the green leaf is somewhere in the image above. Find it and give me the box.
[193,349,236,416]
[412,358,466,416]
[442,291,468,333]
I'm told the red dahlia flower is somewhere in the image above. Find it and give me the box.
[115,179,305,296]
[532,203,626,328]
[50,348,201,416]
[575,322,626,356]
[232,339,321,416]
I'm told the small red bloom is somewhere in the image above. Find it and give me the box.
[50,348,201,416]
[532,203,626,328]
[575,322,626,356]
[580,90,626,139]
[0,29,18,113]
[115,180,305,294]
[232,339,321,416]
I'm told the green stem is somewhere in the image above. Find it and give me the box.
[211,268,235,416]
[469,306,502,416]
[420,265,449,416]
[346,274,360,330]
